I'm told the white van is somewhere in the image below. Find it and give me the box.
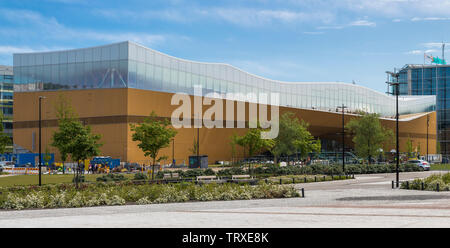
[0,161,15,168]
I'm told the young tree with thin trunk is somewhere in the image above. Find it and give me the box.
[346,113,393,165]
[271,112,321,165]
[51,95,102,187]
[130,111,177,180]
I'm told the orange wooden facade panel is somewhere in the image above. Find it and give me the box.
[13,88,437,163]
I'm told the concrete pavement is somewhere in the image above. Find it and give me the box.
[1,171,450,227]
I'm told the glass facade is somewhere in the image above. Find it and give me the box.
[0,65,13,152]
[395,64,450,155]
[14,41,435,117]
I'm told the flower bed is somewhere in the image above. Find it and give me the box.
[0,182,300,210]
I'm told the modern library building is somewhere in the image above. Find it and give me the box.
[12,41,437,163]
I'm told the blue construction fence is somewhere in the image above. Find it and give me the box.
[0,154,120,169]
[0,153,55,167]
[90,156,121,169]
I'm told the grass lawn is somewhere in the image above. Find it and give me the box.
[430,164,450,171]
[0,173,135,187]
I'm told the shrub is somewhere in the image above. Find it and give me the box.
[72,175,85,183]
[402,173,450,191]
[133,172,148,181]
[96,174,127,182]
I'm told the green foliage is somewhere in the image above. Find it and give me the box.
[51,94,102,186]
[51,94,77,163]
[406,138,414,158]
[235,125,275,158]
[53,119,102,186]
[0,112,11,154]
[401,173,450,191]
[0,182,300,210]
[230,133,239,161]
[96,174,126,182]
[271,112,321,161]
[189,136,199,155]
[130,111,177,180]
[72,175,85,183]
[346,113,393,164]
[133,172,148,181]
[43,147,52,166]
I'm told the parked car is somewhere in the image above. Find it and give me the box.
[0,161,14,168]
[408,160,430,171]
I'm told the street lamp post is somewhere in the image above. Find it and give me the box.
[172,138,175,166]
[426,114,429,161]
[386,71,401,188]
[337,104,347,174]
[197,127,200,168]
[38,96,46,186]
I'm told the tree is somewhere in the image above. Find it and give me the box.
[235,127,274,159]
[0,112,11,154]
[130,111,177,180]
[271,112,321,164]
[406,138,414,158]
[43,147,52,167]
[189,136,199,155]
[235,125,275,173]
[51,95,102,187]
[229,133,239,165]
[51,94,77,175]
[346,113,393,164]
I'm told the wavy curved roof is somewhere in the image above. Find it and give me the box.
[13,41,436,116]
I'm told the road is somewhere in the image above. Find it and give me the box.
[0,171,449,227]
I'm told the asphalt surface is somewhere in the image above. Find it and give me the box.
[1,171,450,227]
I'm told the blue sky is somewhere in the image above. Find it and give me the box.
[1,0,450,93]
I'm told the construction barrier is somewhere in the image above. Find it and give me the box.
[2,167,46,175]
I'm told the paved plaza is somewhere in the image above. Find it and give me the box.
[1,171,450,227]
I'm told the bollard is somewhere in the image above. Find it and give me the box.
[406,181,409,189]
[392,180,394,189]
[421,182,424,191]
[280,178,282,185]
[304,177,307,183]
[301,188,305,198]
[314,176,317,182]
[437,183,440,192]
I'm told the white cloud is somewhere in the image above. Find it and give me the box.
[198,8,336,27]
[349,20,376,27]
[422,42,450,48]
[0,45,70,55]
[405,49,438,55]
[0,46,36,54]
[0,8,170,47]
[411,17,450,21]
[317,18,376,30]
[93,9,188,23]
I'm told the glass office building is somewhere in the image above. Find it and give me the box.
[13,41,435,117]
[389,64,450,155]
[0,65,13,152]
